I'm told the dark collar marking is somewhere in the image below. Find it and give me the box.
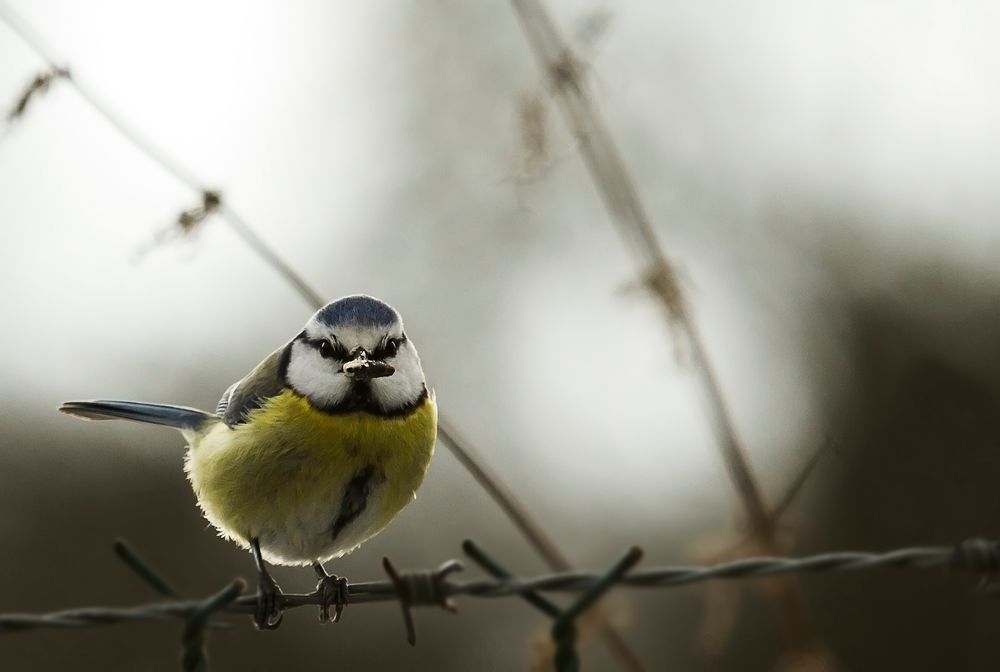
[299,384,429,419]
[277,336,298,378]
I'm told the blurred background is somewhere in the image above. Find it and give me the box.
[2,0,999,669]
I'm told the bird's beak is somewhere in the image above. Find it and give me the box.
[341,349,395,380]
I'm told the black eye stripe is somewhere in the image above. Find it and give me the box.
[310,335,404,360]
[315,339,347,360]
[373,335,405,359]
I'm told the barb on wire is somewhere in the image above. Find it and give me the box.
[132,190,224,260]
[2,537,997,637]
[5,64,68,123]
[178,190,222,233]
[382,556,462,646]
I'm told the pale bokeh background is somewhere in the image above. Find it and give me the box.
[2,1,1000,670]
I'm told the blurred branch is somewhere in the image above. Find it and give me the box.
[506,0,820,651]
[771,436,833,521]
[438,419,570,571]
[0,1,323,309]
[0,3,644,666]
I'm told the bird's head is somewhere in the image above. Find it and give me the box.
[284,295,428,415]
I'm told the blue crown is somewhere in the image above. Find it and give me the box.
[315,295,400,328]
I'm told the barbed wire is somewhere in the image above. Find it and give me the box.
[2,537,997,671]
[9,538,998,624]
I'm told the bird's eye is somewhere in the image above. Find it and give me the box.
[318,340,335,359]
[383,338,399,358]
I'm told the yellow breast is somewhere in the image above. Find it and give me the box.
[185,389,437,565]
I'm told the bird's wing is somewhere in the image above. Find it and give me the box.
[219,344,292,427]
[215,382,239,416]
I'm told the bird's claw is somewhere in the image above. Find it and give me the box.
[253,572,284,630]
[316,574,349,623]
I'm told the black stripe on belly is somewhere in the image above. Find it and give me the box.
[330,466,378,542]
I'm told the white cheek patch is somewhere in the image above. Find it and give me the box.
[288,328,428,413]
[370,342,426,411]
[285,341,351,408]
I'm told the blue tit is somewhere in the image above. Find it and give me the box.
[60,295,437,629]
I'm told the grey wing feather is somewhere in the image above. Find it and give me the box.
[215,382,239,416]
[221,345,291,427]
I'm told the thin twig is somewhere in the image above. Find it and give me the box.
[3,537,996,634]
[771,436,832,521]
[506,0,815,649]
[438,420,570,571]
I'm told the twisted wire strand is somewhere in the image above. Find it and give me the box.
[2,540,994,634]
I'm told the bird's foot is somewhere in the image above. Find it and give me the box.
[316,574,349,623]
[253,571,284,630]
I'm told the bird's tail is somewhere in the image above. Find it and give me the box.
[59,400,214,432]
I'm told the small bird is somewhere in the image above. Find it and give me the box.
[60,295,437,629]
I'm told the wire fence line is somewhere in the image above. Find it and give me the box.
[0,3,647,670]
[9,539,997,626]
[3,537,998,671]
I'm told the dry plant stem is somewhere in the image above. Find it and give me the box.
[0,3,646,665]
[507,0,814,650]
[438,420,570,571]
[0,2,325,310]
[771,436,831,521]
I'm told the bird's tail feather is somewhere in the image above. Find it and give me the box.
[59,400,214,431]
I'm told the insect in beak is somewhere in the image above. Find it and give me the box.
[341,348,395,380]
